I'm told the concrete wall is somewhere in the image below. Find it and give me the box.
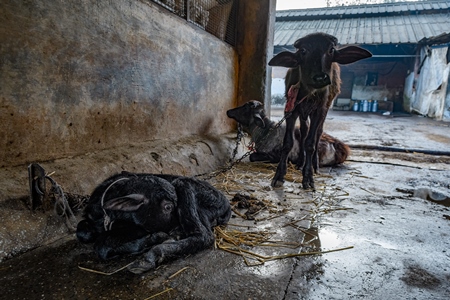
[0,0,237,168]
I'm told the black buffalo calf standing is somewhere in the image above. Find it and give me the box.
[76,172,231,274]
[268,32,371,189]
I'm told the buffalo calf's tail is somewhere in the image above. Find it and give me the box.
[333,138,351,165]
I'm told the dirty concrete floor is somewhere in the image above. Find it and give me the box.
[1,110,450,300]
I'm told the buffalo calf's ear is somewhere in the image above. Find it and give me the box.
[269,51,300,68]
[254,113,266,128]
[104,194,148,211]
[333,46,372,65]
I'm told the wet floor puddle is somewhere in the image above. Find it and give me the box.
[208,162,355,270]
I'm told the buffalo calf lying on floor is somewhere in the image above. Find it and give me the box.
[227,100,350,167]
[77,172,231,274]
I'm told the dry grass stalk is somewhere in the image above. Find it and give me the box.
[217,238,353,266]
[231,207,247,219]
[78,261,134,276]
[283,215,309,227]
[288,223,317,238]
[167,266,190,279]
[226,222,258,228]
[143,288,173,300]
[259,240,302,249]
[360,186,376,195]
[254,212,286,222]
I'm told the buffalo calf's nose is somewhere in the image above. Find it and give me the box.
[313,74,330,84]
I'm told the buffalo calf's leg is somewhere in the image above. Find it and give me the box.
[94,221,172,260]
[296,117,309,170]
[302,109,327,189]
[272,113,298,187]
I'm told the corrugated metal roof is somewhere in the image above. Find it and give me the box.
[274,0,450,46]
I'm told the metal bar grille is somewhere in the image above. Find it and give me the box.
[150,0,238,46]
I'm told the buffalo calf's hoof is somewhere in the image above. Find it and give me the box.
[127,258,156,274]
[302,177,315,190]
[271,179,284,188]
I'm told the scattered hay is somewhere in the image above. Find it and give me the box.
[214,225,353,266]
[210,162,354,266]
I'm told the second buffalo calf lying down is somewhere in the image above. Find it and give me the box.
[227,100,350,167]
[77,172,231,274]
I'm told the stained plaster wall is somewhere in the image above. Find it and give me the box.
[0,0,237,169]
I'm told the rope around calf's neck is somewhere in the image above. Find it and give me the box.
[100,177,130,231]
[196,94,308,180]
